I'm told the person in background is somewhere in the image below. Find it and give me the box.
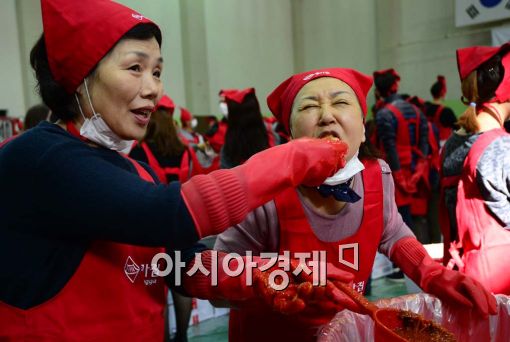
[177,67,496,342]
[424,75,457,148]
[441,43,510,294]
[130,95,187,183]
[23,104,51,130]
[373,69,431,246]
[177,106,204,146]
[220,88,273,169]
[407,95,441,244]
[0,109,23,143]
[204,89,230,153]
[0,1,348,340]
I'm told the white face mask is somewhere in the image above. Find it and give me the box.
[323,150,365,186]
[219,102,228,117]
[191,118,198,129]
[75,78,135,154]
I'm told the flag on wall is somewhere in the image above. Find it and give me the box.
[456,0,510,27]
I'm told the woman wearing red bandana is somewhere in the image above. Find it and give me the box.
[441,43,510,294]
[219,87,276,169]
[180,68,496,342]
[0,1,349,340]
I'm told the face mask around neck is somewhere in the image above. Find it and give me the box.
[323,150,365,186]
[75,78,134,154]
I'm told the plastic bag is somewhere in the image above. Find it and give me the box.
[318,293,510,342]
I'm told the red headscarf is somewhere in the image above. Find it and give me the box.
[267,68,373,134]
[456,43,510,103]
[223,88,255,104]
[373,68,401,96]
[179,107,193,123]
[155,95,175,114]
[219,89,240,98]
[41,0,158,94]
[437,75,447,98]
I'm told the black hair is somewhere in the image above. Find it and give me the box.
[222,92,269,167]
[30,23,162,122]
[430,82,442,99]
[476,54,504,103]
[374,72,398,98]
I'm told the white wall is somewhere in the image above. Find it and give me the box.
[15,0,43,112]
[292,0,377,75]
[4,0,507,119]
[376,0,495,102]
[119,0,187,108]
[203,0,294,115]
[0,0,27,118]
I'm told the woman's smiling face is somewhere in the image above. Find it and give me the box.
[77,37,163,141]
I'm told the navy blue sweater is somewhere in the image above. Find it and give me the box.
[0,122,198,309]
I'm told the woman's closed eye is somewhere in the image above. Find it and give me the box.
[299,104,320,111]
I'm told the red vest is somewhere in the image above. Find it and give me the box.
[427,122,441,173]
[433,105,453,142]
[206,121,228,153]
[0,140,167,341]
[178,130,203,146]
[384,104,430,214]
[138,142,219,184]
[228,159,384,342]
[449,128,510,294]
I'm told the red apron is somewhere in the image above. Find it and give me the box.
[139,141,189,183]
[228,159,384,342]
[438,173,460,266]
[0,135,167,341]
[178,131,203,146]
[206,121,227,153]
[433,105,453,143]
[449,128,510,294]
[385,104,430,214]
[186,146,220,177]
[137,142,220,184]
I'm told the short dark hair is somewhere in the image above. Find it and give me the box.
[30,23,162,122]
[24,104,50,130]
[430,82,442,98]
[374,72,398,98]
[476,54,504,103]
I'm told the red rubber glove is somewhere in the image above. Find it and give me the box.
[182,251,357,315]
[390,237,497,318]
[182,250,263,301]
[181,138,348,238]
[392,169,417,194]
[409,158,430,190]
[253,259,358,315]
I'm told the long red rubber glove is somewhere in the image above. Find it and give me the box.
[182,251,357,315]
[181,138,348,238]
[390,237,497,318]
